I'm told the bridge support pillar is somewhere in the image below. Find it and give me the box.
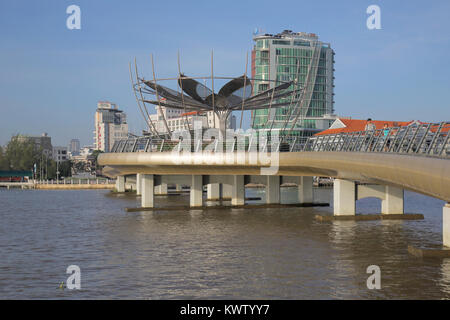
[444,204,450,247]
[207,183,221,201]
[116,176,125,193]
[190,175,203,207]
[297,176,313,204]
[175,184,182,192]
[381,186,404,214]
[232,175,245,206]
[333,179,356,216]
[141,174,154,208]
[222,183,232,200]
[136,174,142,196]
[155,183,168,195]
[266,176,280,204]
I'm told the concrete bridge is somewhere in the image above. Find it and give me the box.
[99,122,450,250]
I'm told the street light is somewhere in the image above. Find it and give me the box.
[56,160,60,182]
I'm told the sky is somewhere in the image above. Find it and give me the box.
[0,0,449,147]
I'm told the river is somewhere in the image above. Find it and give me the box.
[0,187,448,299]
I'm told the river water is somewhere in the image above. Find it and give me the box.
[0,187,448,299]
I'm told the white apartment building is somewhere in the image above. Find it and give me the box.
[52,146,68,163]
[149,107,236,134]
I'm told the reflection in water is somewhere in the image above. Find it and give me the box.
[0,187,448,299]
[329,221,358,299]
[439,259,450,295]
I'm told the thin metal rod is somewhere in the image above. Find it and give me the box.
[129,61,158,136]
[286,40,321,139]
[406,124,421,153]
[279,57,302,135]
[415,124,431,153]
[396,125,411,153]
[177,51,191,132]
[148,76,286,83]
[239,51,249,130]
[427,122,443,154]
[151,54,171,135]
[440,129,449,156]
[262,55,280,128]
[211,51,216,128]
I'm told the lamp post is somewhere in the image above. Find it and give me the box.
[56,160,60,182]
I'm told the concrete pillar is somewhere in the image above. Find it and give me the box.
[155,183,168,195]
[333,179,356,216]
[141,174,154,208]
[266,176,280,204]
[207,183,221,200]
[116,176,125,192]
[297,176,313,203]
[232,175,245,206]
[190,175,203,207]
[175,184,182,192]
[444,203,450,247]
[381,185,404,214]
[222,183,232,200]
[136,174,142,196]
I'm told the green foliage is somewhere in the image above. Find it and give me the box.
[3,136,39,171]
[1,135,73,179]
[43,159,73,180]
[58,160,72,178]
[91,149,104,173]
[0,146,9,170]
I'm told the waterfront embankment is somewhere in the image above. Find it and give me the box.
[34,184,115,190]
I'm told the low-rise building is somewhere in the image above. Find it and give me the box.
[52,146,68,163]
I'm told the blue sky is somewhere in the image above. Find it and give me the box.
[0,0,449,147]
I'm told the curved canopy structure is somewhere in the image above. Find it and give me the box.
[141,74,295,112]
[129,56,302,138]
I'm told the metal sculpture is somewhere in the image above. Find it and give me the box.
[129,53,302,138]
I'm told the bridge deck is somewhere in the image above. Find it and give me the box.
[99,151,450,202]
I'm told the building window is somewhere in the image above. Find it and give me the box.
[273,40,290,45]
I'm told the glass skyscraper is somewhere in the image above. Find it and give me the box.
[251,30,335,140]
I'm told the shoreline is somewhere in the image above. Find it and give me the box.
[34,184,115,190]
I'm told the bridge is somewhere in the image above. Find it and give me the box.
[99,121,450,250]
[0,182,34,189]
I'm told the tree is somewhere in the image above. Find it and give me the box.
[58,160,72,178]
[91,150,104,175]
[0,146,9,170]
[4,136,40,171]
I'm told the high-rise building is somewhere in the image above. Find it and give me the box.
[17,132,53,158]
[68,139,80,156]
[251,30,336,139]
[94,101,128,152]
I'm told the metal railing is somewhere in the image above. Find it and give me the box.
[302,122,450,157]
[110,122,450,158]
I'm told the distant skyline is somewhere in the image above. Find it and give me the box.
[1,0,449,147]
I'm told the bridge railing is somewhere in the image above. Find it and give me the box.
[110,122,449,158]
[301,122,450,157]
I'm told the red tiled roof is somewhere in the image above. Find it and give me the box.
[181,111,204,117]
[315,118,416,136]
